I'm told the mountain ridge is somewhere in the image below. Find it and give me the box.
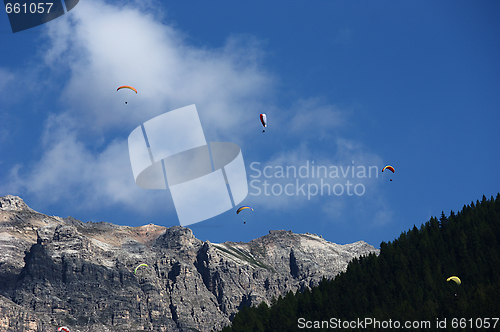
[0,195,378,332]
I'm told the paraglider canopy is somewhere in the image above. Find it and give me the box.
[447,276,461,285]
[237,206,254,214]
[117,86,137,104]
[58,327,71,332]
[237,206,254,224]
[382,165,395,181]
[382,165,395,173]
[260,114,267,132]
[117,86,137,93]
[134,263,148,274]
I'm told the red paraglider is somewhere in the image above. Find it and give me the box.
[382,165,395,173]
[260,114,267,132]
[382,165,395,181]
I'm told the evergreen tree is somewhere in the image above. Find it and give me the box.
[220,194,500,332]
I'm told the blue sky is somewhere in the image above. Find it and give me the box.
[1,0,499,248]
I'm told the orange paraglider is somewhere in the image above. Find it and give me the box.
[117,86,137,104]
[117,86,137,93]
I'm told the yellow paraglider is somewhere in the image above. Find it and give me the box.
[236,206,254,214]
[447,276,461,285]
[134,263,148,274]
[236,206,254,224]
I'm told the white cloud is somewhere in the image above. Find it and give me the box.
[246,138,388,223]
[39,0,274,136]
[0,67,31,107]
[287,98,347,137]
[0,68,15,93]
[5,113,168,213]
[0,0,392,228]
[1,0,275,214]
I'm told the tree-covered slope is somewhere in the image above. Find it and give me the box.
[222,194,500,331]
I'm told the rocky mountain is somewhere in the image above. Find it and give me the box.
[0,195,379,332]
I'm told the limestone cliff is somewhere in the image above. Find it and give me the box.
[0,195,379,331]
